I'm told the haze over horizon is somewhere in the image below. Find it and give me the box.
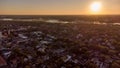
[0,0,120,15]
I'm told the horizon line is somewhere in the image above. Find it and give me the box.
[0,14,120,16]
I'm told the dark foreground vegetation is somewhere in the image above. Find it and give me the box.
[0,21,120,68]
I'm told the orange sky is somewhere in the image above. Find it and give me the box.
[0,0,120,15]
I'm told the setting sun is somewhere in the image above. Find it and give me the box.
[90,2,102,14]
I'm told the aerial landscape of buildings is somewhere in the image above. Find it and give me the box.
[0,15,120,68]
[0,0,120,68]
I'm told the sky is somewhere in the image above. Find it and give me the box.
[0,0,120,15]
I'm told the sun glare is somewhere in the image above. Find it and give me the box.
[90,2,102,13]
